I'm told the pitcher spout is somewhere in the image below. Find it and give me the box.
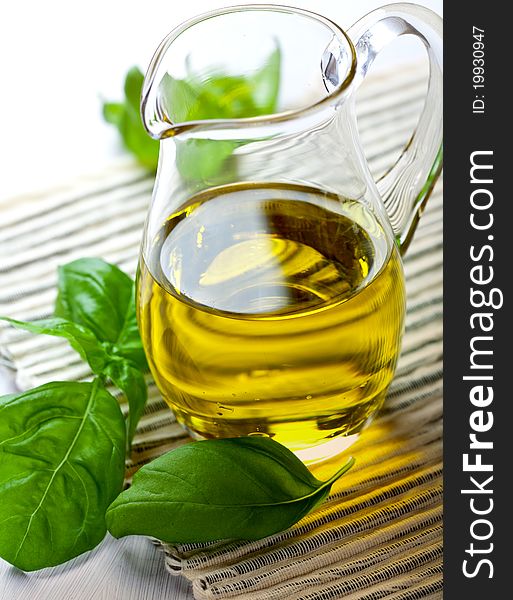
[140,5,356,141]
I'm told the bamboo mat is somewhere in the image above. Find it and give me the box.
[0,63,442,599]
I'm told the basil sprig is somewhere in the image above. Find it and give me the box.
[2,259,147,442]
[103,48,281,181]
[161,47,281,184]
[0,257,355,572]
[0,258,147,571]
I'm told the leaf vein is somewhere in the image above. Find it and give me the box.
[12,379,100,562]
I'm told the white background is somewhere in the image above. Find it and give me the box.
[0,0,441,200]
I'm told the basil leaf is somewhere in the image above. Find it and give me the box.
[124,66,144,112]
[159,47,281,183]
[55,257,131,342]
[3,259,149,442]
[106,437,354,543]
[161,74,257,123]
[102,67,159,171]
[119,66,159,171]
[102,102,124,127]
[103,361,147,443]
[188,75,259,119]
[162,72,245,184]
[0,316,110,374]
[55,258,147,371]
[175,139,238,184]
[160,75,198,123]
[250,47,281,113]
[103,50,280,178]
[119,103,160,171]
[0,315,147,443]
[0,380,126,571]
[110,286,147,369]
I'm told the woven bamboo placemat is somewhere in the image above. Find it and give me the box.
[0,62,442,599]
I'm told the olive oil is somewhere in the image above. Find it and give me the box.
[137,183,405,462]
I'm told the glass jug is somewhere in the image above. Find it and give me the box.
[137,3,443,463]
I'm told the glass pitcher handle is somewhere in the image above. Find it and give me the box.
[347,3,443,253]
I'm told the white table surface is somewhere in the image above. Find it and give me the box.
[0,535,194,600]
[0,1,442,598]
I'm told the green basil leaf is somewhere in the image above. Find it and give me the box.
[119,103,160,171]
[55,258,131,342]
[103,361,147,443]
[55,258,148,371]
[0,316,109,375]
[102,67,159,171]
[160,74,256,123]
[175,139,238,183]
[0,380,126,571]
[1,312,148,442]
[159,47,281,184]
[102,102,124,127]
[106,437,354,543]
[3,259,149,442]
[250,47,281,114]
[124,66,144,111]
[109,287,147,370]
[190,75,258,119]
[103,50,280,177]
[160,75,199,123]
